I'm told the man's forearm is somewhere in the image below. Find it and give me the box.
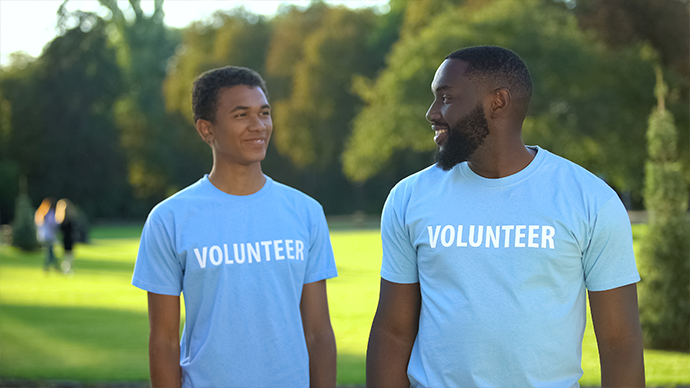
[599,336,645,387]
[305,327,337,388]
[367,280,420,388]
[589,285,645,388]
[366,326,414,388]
[149,336,182,388]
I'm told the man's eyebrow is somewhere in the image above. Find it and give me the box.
[230,104,271,112]
[434,85,452,93]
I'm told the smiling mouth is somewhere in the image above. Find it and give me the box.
[244,138,267,148]
[433,127,448,146]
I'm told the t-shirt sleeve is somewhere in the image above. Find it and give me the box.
[582,196,641,291]
[131,209,183,296]
[380,185,419,284]
[304,205,338,284]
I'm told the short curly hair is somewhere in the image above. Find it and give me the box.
[192,66,269,123]
[446,46,532,116]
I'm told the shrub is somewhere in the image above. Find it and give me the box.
[639,67,690,351]
[10,193,39,251]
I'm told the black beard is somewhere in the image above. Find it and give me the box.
[435,104,490,171]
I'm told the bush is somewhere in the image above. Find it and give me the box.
[639,68,690,351]
[10,194,39,251]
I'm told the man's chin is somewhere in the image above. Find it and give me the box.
[434,150,464,171]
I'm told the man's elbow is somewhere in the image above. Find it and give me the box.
[305,324,336,349]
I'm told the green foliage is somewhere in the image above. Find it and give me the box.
[99,0,196,200]
[569,0,690,205]
[572,0,689,81]
[10,194,38,251]
[343,0,656,195]
[1,12,131,219]
[397,0,466,37]
[270,6,378,168]
[265,3,331,99]
[0,90,20,223]
[0,89,10,146]
[1,0,687,221]
[639,69,690,351]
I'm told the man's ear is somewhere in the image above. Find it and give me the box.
[488,88,511,119]
[195,119,214,145]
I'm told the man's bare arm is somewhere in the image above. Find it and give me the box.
[148,292,182,388]
[301,280,337,388]
[367,279,421,388]
[589,283,645,387]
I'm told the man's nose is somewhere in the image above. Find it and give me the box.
[248,115,267,131]
[426,100,440,123]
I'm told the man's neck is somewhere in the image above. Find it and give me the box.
[208,162,266,196]
[466,137,535,179]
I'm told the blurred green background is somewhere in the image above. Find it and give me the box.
[0,0,688,222]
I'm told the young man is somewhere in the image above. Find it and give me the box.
[132,66,338,388]
[367,46,645,387]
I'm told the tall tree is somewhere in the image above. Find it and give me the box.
[639,67,690,351]
[269,5,379,168]
[0,88,18,223]
[96,0,194,202]
[265,4,391,212]
[566,0,690,204]
[264,2,331,101]
[344,0,656,202]
[1,10,130,218]
[570,0,689,79]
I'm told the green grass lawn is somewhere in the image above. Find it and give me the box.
[0,223,688,385]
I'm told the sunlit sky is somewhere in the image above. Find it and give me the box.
[0,0,389,67]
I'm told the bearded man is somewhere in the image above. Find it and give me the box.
[366,46,645,388]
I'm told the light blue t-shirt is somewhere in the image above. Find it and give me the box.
[132,175,338,388]
[381,146,640,388]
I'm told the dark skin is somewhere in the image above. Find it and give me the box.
[148,293,181,388]
[366,58,645,387]
[148,85,337,388]
[301,280,338,388]
[589,284,645,386]
[427,59,535,179]
[366,280,421,388]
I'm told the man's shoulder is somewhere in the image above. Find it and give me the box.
[147,178,207,216]
[270,179,324,210]
[538,148,621,210]
[384,164,441,210]
[541,149,613,191]
[393,164,440,191]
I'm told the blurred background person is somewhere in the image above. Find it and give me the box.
[35,197,60,273]
[56,198,77,274]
